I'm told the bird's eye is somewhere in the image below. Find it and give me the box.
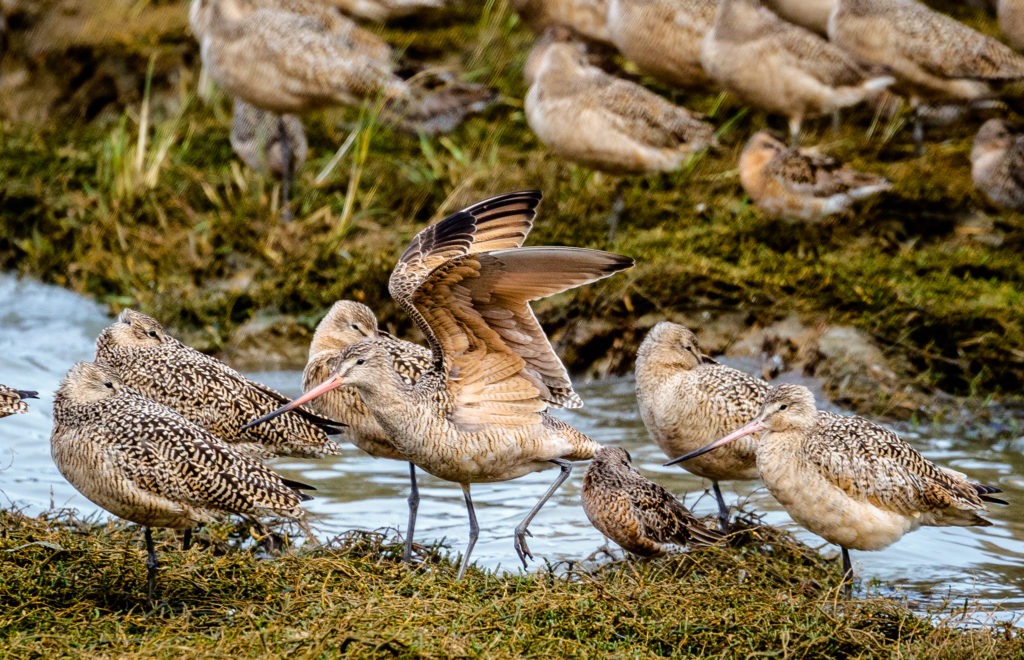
[104,381,114,389]
[355,358,365,365]
[351,324,360,331]
[146,330,158,338]
[778,404,788,411]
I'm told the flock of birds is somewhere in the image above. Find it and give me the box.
[1,0,1019,606]
[190,0,1024,225]
[2,190,1009,607]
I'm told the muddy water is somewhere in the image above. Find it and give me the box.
[1,274,1022,621]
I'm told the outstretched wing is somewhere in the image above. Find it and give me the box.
[403,246,632,419]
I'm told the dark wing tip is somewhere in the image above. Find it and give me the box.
[281,478,316,499]
[16,390,39,400]
[974,483,1008,505]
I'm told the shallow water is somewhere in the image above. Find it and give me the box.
[1,274,1022,623]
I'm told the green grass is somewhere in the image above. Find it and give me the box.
[2,509,1021,657]
[1,1,1024,417]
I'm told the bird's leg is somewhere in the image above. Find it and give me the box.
[278,116,294,222]
[712,482,730,533]
[144,527,158,609]
[832,109,842,134]
[606,189,625,243]
[181,528,192,552]
[402,462,419,563]
[912,103,925,157]
[456,483,478,580]
[788,116,802,147]
[514,459,572,569]
[841,547,854,595]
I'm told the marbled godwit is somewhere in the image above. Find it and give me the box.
[230,98,308,217]
[512,0,613,47]
[0,384,37,418]
[303,300,431,561]
[764,0,835,35]
[739,130,891,222]
[606,0,716,89]
[668,383,1007,586]
[635,322,768,531]
[582,446,722,557]
[95,308,342,460]
[999,0,1024,52]
[524,33,714,174]
[702,0,893,144]
[828,0,1024,150]
[50,361,310,605]
[971,119,1024,211]
[246,190,634,578]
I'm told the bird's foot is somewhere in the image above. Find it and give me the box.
[513,526,535,568]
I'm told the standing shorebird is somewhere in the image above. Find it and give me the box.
[739,131,891,222]
[828,0,1024,151]
[246,190,634,578]
[701,0,893,144]
[190,0,493,218]
[0,384,37,418]
[582,446,722,557]
[230,98,308,213]
[303,300,431,561]
[635,322,769,531]
[668,383,1007,587]
[50,361,311,606]
[606,0,717,89]
[95,309,342,460]
[971,118,1024,212]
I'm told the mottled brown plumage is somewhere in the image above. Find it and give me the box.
[582,447,722,557]
[95,309,341,459]
[525,36,714,174]
[50,361,309,605]
[670,383,1006,584]
[190,0,494,134]
[231,98,308,181]
[702,0,893,142]
[330,0,452,22]
[971,119,1024,211]
[249,190,633,578]
[607,0,717,89]
[739,131,892,222]
[0,384,37,418]
[635,322,769,529]
[1000,0,1024,52]
[512,0,613,46]
[764,0,835,35]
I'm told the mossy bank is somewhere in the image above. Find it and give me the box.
[1,509,1021,657]
[1,1,1024,420]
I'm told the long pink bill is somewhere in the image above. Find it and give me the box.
[240,374,345,431]
[664,418,766,467]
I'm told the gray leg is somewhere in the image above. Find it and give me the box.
[402,462,419,563]
[514,459,572,569]
[278,117,294,222]
[606,192,625,243]
[456,483,479,580]
[912,107,924,157]
[712,482,730,533]
[144,527,158,608]
[181,528,192,552]
[831,109,841,134]
[841,546,853,595]
[788,116,802,146]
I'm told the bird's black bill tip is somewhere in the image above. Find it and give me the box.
[664,445,714,467]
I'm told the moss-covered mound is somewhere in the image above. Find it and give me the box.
[1,509,1019,657]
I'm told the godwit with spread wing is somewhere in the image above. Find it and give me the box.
[668,383,1006,587]
[246,190,633,578]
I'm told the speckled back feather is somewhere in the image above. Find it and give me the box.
[51,362,308,530]
[0,384,37,418]
[583,446,722,556]
[96,309,341,459]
